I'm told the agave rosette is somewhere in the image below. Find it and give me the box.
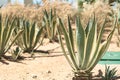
[58,16,116,76]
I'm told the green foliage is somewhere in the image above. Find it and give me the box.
[103,65,117,80]
[116,0,120,3]
[42,9,58,42]
[58,16,116,77]
[76,0,96,12]
[117,9,120,47]
[14,18,44,53]
[77,0,95,6]
[11,47,22,60]
[0,14,23,58]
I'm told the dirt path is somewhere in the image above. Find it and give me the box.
[0,39,120,80]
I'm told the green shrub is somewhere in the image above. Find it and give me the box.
[117,9,120,47]
[11,47,22,61]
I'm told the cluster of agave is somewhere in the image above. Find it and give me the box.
[0,8,59,60]
[0,16,44,60]
[0,6,119,80]
[0,14,23,59]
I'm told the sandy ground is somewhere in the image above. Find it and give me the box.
[0,37,120,80]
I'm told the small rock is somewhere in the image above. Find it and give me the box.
[66,75,69,78]
[26,72,29,74]
[52,78,55,80]
[47,70,52,74]
[32,74,37,79]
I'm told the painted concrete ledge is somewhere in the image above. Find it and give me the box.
[99,52,120,64]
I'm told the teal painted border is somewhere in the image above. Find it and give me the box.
[99,52,120,64]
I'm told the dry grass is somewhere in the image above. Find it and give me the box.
[80,1,114,41]
[0,1,115,41]
[81,1,114,28]
[0,1,74,27]
[0,1,114,26]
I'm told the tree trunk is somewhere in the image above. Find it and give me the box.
[8,0,11,2]
[24,0,33,5]
[109,0,114,4]
[73,73,92,80]
[72,76,91,80]
[72,76,103,80]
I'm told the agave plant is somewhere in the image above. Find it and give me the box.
[0,14,23,58]
[58,16,116,80]
[103,65,117,80]
[14,18,44,53]
[11,47,22,61]
[42,9,58,42]
[116,9,120,47]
